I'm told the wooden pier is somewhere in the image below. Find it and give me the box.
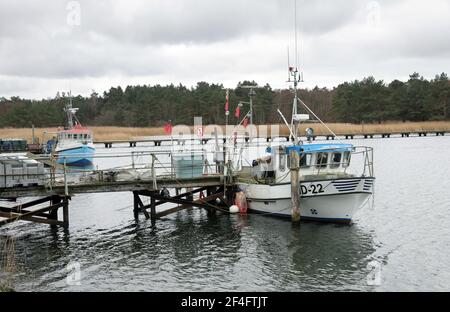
[0,174,229,228]
[0,147,236,228]
[94,130,448,148]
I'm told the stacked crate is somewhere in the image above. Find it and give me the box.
[172,153,205,179]
[0,156,45,188]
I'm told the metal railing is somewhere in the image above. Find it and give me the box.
[1,149,228,196]
[297,146,374,177]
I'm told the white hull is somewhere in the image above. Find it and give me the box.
[55,141,95,153]
[239,177,374,224]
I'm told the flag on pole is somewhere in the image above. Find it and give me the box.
[235,106,240,118]
[243,117,249,128]
[197,126,204,138]
[164,122,172,135]
[225,89,229,112]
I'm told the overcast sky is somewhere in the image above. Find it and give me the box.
[1,0,449,99]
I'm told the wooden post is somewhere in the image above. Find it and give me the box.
[186,187,193,201]
[206,187,215,216]
[151,154,157,190]
[32,124,36,144]
[62,197,69,227]
[133,191,139,220]
[49,196,61,223]
[289,150,301,224]
[150,193,156,225]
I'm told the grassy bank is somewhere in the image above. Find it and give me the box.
[0,121,449,142]
[0,284,15,292]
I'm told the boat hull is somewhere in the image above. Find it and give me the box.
[55,145,95,167]
[239,177,374,224]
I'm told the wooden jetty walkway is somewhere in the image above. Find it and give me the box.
[0,174,229,227]
[94,130,448,148]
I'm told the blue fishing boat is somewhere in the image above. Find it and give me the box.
[54,94,95,167]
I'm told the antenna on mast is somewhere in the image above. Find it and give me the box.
[294,0,299,71]
[286,0,303,144]
[287,46,291,81]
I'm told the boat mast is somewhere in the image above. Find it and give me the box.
[64,91,79,130]
[288,0,302,145]
[66,91,73,129]
[285,0,342,144]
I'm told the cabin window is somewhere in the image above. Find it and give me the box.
[300,153,312,168]
[74,134,78,140]
[343,152,351,168]
[84,134,88,139]
[316,153,328,168]
[68,134,72,139]
[331,153,342,169]
[279,153,286,172]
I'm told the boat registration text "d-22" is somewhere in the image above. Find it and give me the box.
[300,183,325,195]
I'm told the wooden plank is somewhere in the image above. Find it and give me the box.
[26,152,64,169]
[139,196,151,220]
[155,192,224,218]
[12,196,53,210]
[0,176,224,198]
[133,191,150,219]
[152,193,222,210]
[138,186,210,207]
[0,212,65,226]
[0,201,65,226]
[0,206,50,217]
[0,196,55,214]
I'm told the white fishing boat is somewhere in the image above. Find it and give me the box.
[236,4,375,223]
[238,142,374,224]
[54,93,95,167]
[237,72,375,223]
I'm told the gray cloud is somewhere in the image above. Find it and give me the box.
[0,0,449,98]
[0,0,362,82]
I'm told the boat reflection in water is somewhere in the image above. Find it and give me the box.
[236,215,377,291]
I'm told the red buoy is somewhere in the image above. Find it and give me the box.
[235,191,248,215]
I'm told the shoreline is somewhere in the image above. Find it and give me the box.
[0,121,449,142]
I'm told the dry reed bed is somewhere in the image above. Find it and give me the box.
[0,122,449,142]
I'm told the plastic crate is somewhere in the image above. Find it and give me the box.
[172,154,205,179]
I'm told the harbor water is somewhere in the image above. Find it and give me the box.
[1,136,450,291]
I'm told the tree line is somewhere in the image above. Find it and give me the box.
[0,73,448,128]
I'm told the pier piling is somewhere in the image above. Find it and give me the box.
[289,150,301,224]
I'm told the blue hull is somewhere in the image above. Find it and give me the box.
[56,146,95,167]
